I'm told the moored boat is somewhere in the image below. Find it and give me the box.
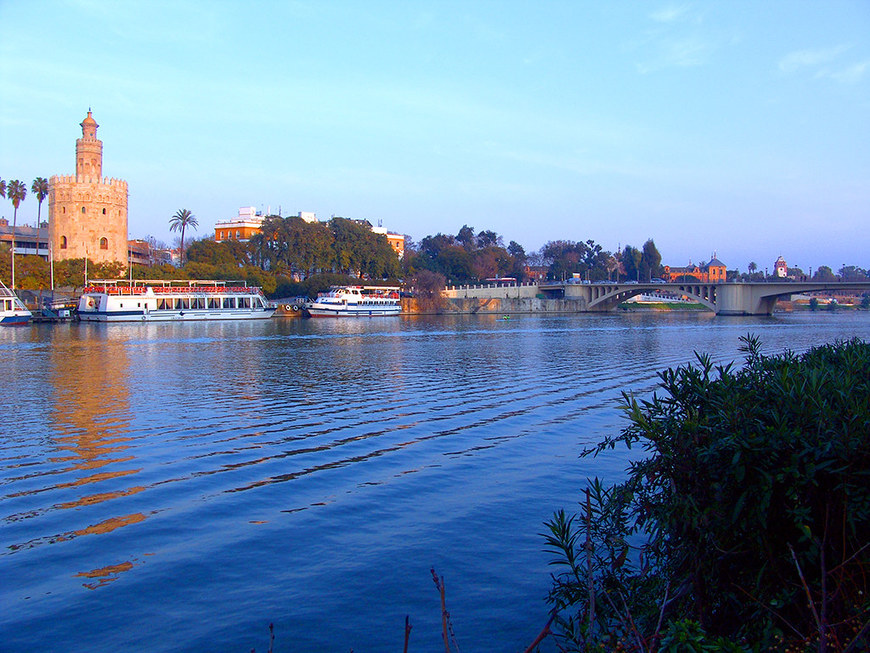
[0,281,32,326]
[305,285,401,317]
[77,280,276,322]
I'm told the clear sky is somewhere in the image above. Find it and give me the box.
[1,0,868,273]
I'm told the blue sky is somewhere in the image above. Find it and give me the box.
[1,0,868,272]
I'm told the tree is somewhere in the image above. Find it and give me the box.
[621,245,642,282]
[456,225,475,251]
[640,239,662,282]
[186,239,245,269]
[31,177,49,227]
[476,229,500,249]
[6,179,27,289]
[839,265,868,281]
[507,241,527,281]
[542,240,584,280]
[0,176,6,200]
[813,265,837,282]
[169,209,198,266]
[410,269,446,313]
[748,261,757,275]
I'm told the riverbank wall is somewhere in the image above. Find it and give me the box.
[402,296,588,314]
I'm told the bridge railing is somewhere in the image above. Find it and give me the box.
[446,281,540,291]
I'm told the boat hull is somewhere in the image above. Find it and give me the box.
[1,281,32,325]
[305,305,400,317]
[0,314,32,326]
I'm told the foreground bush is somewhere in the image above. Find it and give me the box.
[545,336,870,651]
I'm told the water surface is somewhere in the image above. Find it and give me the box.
[2,311,868,651]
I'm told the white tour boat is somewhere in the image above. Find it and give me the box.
[77,280,276,322]
[305,285,401,317]
[0,281,32,326]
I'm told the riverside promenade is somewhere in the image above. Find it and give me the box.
[442,280,870,316]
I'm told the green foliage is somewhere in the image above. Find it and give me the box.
[621,245,642,282]
[545,336,870,651]
[640,239,663,282]
[813,265,837,281]
[409,226,524,284]
[809,297,819,311]
[410,269,447,312]
[186,239,248,268]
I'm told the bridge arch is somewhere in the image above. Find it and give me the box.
[586,283,717,312]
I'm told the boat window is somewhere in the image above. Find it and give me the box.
[209,297,220,309]
[223,297,234,309]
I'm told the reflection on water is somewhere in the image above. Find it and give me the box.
[1,312,869,652]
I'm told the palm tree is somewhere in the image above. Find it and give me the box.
[31,177,49,227]
[169,208,198,266]
[7,179,27,289]
[0,176,6,199]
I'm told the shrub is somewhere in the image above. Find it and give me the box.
[545,336,870,651]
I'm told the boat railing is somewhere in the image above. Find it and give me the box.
[83,283,263,295]
[1,281,19,298]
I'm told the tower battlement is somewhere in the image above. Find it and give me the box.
[51,174,128,189]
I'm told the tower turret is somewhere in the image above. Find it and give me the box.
[76,110,103,181]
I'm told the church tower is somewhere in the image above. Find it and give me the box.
[48,111,129,267]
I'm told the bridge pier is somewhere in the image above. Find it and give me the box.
[715,283,778,316]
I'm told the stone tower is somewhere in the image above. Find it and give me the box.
[48,111,129,266]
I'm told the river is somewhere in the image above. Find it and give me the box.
[2,311,869,652]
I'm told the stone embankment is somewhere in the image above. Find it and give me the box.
[435,281,586,314]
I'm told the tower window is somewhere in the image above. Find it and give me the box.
[102,208,106,215]
[100,237,108,250]
[60,236,67,249]
[81,206,86,214]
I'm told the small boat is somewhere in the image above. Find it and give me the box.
[305,285,401,317]
[77,279,276,322]
[0,281,32,326]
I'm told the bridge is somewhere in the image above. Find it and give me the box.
[444,281,870,316]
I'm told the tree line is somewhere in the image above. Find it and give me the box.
[403,225,663,286]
